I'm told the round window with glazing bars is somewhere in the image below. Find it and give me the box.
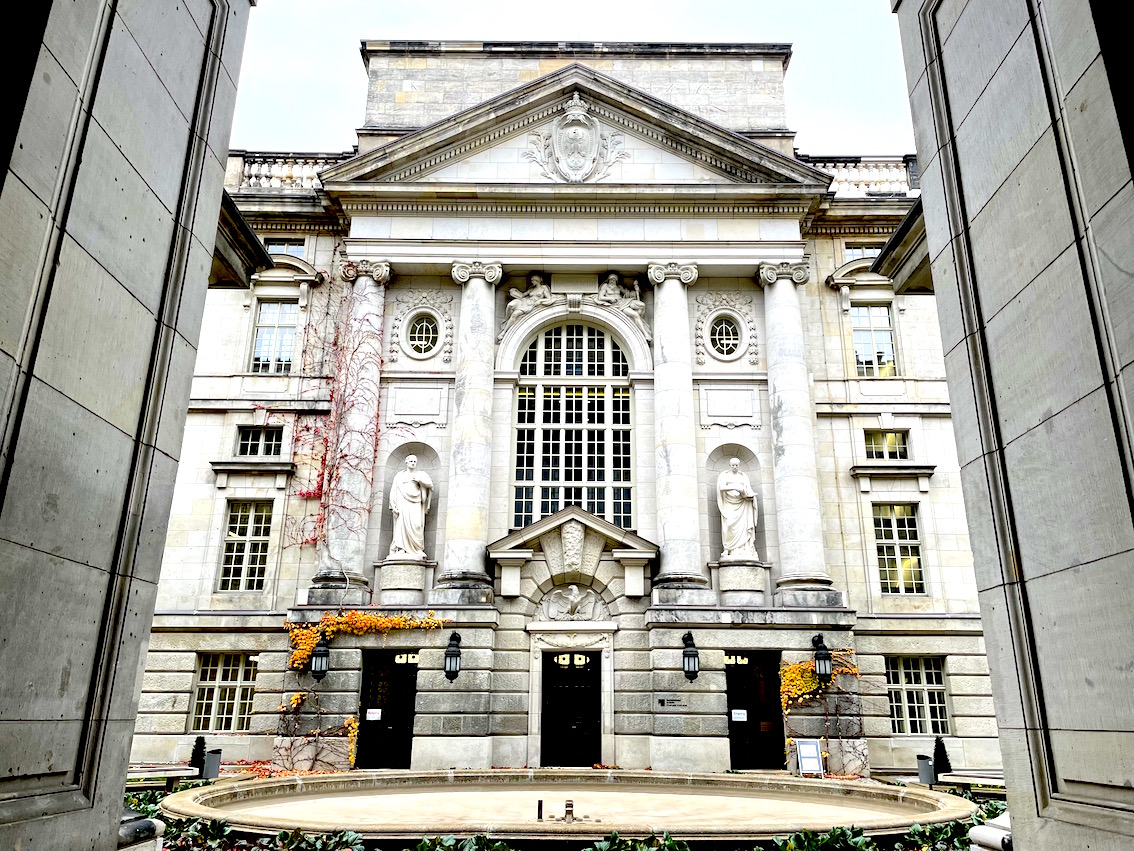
[406,313,439,356]
[709,314,741,357]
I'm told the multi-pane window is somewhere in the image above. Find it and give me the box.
[886,656,949,735]
[851,304,896,377]
[192,653,257,732]
[406,313,439,355]
[264,238,305,258]
[709,315,741,357]
[865,430,909,460]
[220,501,272,591]
[237,426,283,457]
[845,243,882,262]
[874,504,925,594]
[251,300,298,374]
[513,323,632,529]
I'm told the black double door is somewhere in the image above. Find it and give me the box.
[541,651,601,767]
[355,650,418,769]
[726,650,785,769]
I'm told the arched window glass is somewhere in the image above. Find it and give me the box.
[514,323,632,529]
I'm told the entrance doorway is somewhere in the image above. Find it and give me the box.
[726,650,785,769]
[541,651,601,767]
[355,650,418,769]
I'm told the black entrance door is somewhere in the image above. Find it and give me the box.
[541,651,601,767]
[726,650,785,769]
[355,650,418,769]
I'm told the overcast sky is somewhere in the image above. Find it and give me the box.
[230,0,915,156]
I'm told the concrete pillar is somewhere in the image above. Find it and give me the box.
[310,260,390,605]
[758,260,842,607]
[431,261,502,605]
[646,262,715,605]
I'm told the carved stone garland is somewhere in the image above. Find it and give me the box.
[388,291,454,363]
[522,93,631,183]
[694,292,759,365]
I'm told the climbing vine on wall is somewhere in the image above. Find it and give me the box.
[779,650,866,778]
[779,650,860,714]
[286,610,447,670]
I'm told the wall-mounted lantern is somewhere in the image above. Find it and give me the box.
[682,632,700,682]
[812,633,833,686]
[444,632,462,682]
[310,633,330,683]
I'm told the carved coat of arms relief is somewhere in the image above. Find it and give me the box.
[523,93,630,183]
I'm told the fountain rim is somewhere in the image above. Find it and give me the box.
[161,768,978,840]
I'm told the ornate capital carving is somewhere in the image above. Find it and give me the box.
[451,261,502,285]
[340,260,391,285]
[757,260,810,287]
[647,262,698,286]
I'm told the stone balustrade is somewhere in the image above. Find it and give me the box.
[805,157,918,197]
[226,152,351,190]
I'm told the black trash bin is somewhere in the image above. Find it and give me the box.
[916,754,934,785]
[203,748,222,779]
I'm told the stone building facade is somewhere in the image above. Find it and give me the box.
[890,1,1134,847]
[131,42,1000,777]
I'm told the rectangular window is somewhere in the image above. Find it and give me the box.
[851,304,896,377]
[264,238,305,258]
[865,430,909,460]
[846,243,882,262]
[251,300,298,374]
[886,656,949,735]
[874,504,925,594]
[220,500,272,591]
[192,653,257,732]
[237,426,283,457]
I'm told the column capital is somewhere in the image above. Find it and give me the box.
[452,261,502,285]
[341,260,391,285]
[647,262,699,286]
[757,259,810,287]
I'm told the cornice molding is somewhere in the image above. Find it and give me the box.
[336,199,813,217]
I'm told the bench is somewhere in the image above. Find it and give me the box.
[936,771,1007,797]
[125,765,200,793]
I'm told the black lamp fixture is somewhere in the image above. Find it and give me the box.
[444,632,462,682]
[310,632,330,683]
[812,633,833,686]
[681,631,700,682]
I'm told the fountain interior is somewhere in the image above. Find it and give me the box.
[161,769,976,843]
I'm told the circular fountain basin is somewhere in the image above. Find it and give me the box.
[161,769,976,843]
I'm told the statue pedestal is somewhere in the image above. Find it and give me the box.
[376,558,435,606]
[712,559,770,607]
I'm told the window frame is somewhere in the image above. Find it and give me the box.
[844,241,884,263]
[873,502,926,595]
[850,301,898,378]
[218,499,273,591]
[864,429,910,461]
[512,322,634,530]
[885,656,950,736]
[191,652,258,733]
[399,308,443,360]
[249,298,299,375]
[263,237,306,259]
[236,425,284,458]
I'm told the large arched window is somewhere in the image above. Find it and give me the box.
[513,323,632,529]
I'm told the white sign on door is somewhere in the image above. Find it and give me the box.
[365,708,382,721]
[731,709,748,721]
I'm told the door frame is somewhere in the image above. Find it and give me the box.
[526,621,616,768]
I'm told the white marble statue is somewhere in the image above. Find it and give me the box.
[498,273,557,339]
[388,455,433,560]
[717,457,759,560]
[591,273,652,340]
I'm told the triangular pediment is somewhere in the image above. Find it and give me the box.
[487,506,657,557]
[321,65,831,190]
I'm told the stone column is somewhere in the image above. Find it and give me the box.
[430,261,502,606]
[758,260,842,607]
[646,262,715,605]
[310,260,390,605]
